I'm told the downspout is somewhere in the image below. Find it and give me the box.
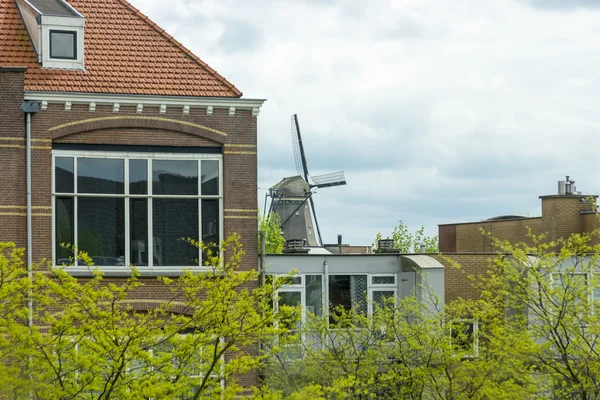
[323,259,328,324]
[21,101,39,330]
[259,230,266,285]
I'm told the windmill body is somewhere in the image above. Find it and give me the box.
[270,175,319,246]
[267,115,347,248]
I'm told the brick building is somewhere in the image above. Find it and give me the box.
[439,177,599,253]
[1,0,263,387]
[436,177,600,302]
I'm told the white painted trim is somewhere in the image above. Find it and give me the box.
[41,20,85,70]
[25,91,266,111]
[64,266,215,277]
[52,150,223,274]
[51,155,56,263]
[54,149,222,159]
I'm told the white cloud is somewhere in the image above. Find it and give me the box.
[131,0,600,244]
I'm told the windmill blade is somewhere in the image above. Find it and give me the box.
[291,114,310,182]
[308,195,323,246]
[311,171,347,189]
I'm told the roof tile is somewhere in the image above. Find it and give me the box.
[0,0,241,97]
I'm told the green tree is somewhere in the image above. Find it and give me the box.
[374,221,438,253]
[259,211,286,254]
[476,230,600,399]
[264,288,535,399]
[264,230,600,399]
[0,235,283,399]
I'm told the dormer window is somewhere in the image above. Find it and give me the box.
[50,30,77,60]
[15,0,85,70]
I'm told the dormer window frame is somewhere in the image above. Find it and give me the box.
[49,29,77,60]
[40,16,85,70]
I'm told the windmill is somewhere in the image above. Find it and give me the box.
[267,114,347,247]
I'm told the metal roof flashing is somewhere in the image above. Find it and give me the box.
[28,0,81,17]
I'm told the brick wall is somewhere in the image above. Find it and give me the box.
[441,195,600,252]
[540,195,597,243]
[434,253,496,303]
[25,102,258,272]
[0,85,259,301]
[0,68,27,248]
[446,217,541,253]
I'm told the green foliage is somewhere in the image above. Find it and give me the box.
[475,229,600,400]
[374,220,438,253]
[264,288,537,400]
[265,230,600,399]
[259,211,286,254]
[0,235,281,400]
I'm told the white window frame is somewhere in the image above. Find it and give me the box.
[52,150,223,276]
[41,15,85,70]
[368,274,397,315]
[272,273,398,319]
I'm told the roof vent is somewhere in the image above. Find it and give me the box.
[559,176,576,195]
[375,239,400,254]
[282,239,310,254]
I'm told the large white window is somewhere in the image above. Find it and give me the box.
[272,273,397,321]
[52,150,222,272]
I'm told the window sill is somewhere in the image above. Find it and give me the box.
[57,266,215,278]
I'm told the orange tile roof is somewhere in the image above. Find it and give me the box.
[0,0,242,97]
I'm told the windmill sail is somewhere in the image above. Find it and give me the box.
[291,114,309,181]
[311,171,346,188]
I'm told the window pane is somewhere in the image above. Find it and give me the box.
[202,199,219,257]
[78,158,124,194]
[153,199,198,266]
[50,31,76,59]
[55,197,74,263]
[372,276,395,285]
[452,321,476,353]
[278,291,302,332]
[130,199,148,266]
[55,157,74,193]
[78,198,125,266]
[373,290,395,310]
[152,160,198,195]
[201,160,219,195]
[129,159,147,195]
[329,275,368,317]
[306,275,323,317]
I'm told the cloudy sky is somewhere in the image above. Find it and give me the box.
[132,0,600,245]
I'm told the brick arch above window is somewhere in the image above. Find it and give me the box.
[52,127,222,148]
[48,116,228,144]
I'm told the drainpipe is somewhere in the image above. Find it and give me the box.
[259,230,266,285]
[323,259,328,324]
[21,101,39,330]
